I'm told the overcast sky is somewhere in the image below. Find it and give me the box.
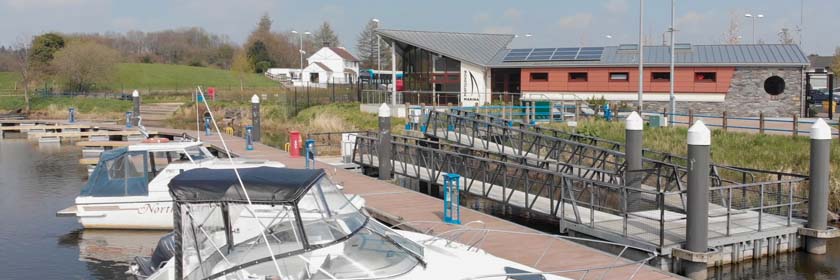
[1,0,838,55]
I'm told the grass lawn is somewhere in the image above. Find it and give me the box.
[0,72,20,90]
[112,63,278,89]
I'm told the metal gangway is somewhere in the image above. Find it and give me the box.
[352,110,810,265]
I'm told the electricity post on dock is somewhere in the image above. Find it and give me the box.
[132,90,140,127]
[378,103,392,180]
[625,111,643,211]
[683,120,711,280]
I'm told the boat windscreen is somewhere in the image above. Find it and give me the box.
[80,149,149,197]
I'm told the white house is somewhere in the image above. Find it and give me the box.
[301,47,360,85]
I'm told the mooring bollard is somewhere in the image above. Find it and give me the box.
[204,116,212,136]
[132,90,140,127]
[245,125,254,151]
[806,118,831,254]
[684,120,711,280]
[68,107,75,124]
[443,173,461,224]
[378,103,392,180]
[125,111,133,128]
[305,139,316,169]
[625,111,643,211]
[251,94,261,143]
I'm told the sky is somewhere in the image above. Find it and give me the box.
[1,0,838,55]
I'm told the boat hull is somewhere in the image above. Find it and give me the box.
[75,200,174,230]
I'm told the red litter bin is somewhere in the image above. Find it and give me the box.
[207,87,216,101]
[289,131,302,158]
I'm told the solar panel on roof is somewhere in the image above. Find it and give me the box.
[503,47,604,62]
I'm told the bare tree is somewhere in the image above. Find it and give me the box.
[11,37,32,113]
[778,28,795,44]
[723,11,741,44]
[231,49,252,91]
[52,41,120,92]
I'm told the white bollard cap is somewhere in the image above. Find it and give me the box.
[625,111,643,131]
[687,120,711,146]
[132,90,139,97]
[378,103,391,118]
[810,118,832,140]
[251,94,260,104]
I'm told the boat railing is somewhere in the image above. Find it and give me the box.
[390,221,658,280]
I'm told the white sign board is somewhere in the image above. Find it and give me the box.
[460,62,490,106]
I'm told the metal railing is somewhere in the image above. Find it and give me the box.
[660,111,840,137]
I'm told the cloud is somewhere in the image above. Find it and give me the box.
[473,11,490,23]
[557,13,593,30]
[677,11,706,27]
[503,8,522,20]
[482,26,514,34]
[603,0,628,14]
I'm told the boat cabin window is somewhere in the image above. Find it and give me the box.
[80,149,149,197]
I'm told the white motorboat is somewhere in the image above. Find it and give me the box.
[56,140,287,230]
[128,167,571,280]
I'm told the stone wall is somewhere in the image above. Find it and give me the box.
[645,67,804,117]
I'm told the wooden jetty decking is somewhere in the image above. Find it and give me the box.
[103,125,682,280]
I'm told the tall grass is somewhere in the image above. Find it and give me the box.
[547,119,840,211]
[0,96,130,120]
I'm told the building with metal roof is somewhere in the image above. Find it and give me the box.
[375,28,811,117]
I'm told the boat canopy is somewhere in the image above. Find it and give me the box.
[168,167,323,203]
[80,148,149,197]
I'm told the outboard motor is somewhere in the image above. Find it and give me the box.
[129,232,176,278]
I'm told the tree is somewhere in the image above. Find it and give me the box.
[247,40,272,73]
[832,47,840,77]
[778,28,795,44]
[52,41,120,92]
[723,11,741,44]
[11,39,33,113]
[231,49,252,91]
[356,19,392,70]
[313,21,340,47]
[29,33,65,72]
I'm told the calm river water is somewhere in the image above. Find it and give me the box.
[1,138,838,279]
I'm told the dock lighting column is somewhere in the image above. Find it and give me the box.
[372,19,381,75]
[668,0,676,125]
[391,41,397,106]
[378,103,392,180]
[684,120,711,280]
[806,118,832,254]
[291,30,311,82]
[132,90,140,126]
[638,0,645,110]
[251,94,261,143]
[625,112,643,210]
[744,13,765,44]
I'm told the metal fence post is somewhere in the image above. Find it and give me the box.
[793,114,799,137]
[625,111,643,211]
[132,90,140,126]
[378,103,392,180]
[806,118,831,254]
[251,95,261,142]
[722,111,728,132]
[688,109,694,125]
[684,120,711,280]
[759,111,765,134]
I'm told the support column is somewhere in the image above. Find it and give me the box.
[251,94,261,142]
[391,44,397,106]
[378,103,392,180]
[625,112,643,211]
[684,120,711,280]
[806,118,831,254]
[132,90,140,126]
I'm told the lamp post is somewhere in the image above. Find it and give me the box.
[638,0,645,110]
[372,19,381,76]
[744,13,765,44]
[291,30,312,83]
[668,0,676,125]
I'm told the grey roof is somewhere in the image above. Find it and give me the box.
[375,29,514,66]
[490,44,810,68]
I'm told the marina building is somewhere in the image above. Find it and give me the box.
[376,29,811,117]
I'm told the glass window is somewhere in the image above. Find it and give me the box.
[569,72,588,82]
[530,73,549,82]
[610,72,629,81]
[695,72,717,82]
[297,177,367,246]
[652,72,670,81]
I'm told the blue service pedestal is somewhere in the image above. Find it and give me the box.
[604,104,612,121]
[305,139,316,169]
[68,107,75,123]
[443,173,461,225]
[245,125,254,151]
[204,116,212,136]
[125,112,133,128]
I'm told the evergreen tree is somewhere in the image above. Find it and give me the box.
[313,22,340,47]
[355,19,391,70]
[247,40,272,73]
